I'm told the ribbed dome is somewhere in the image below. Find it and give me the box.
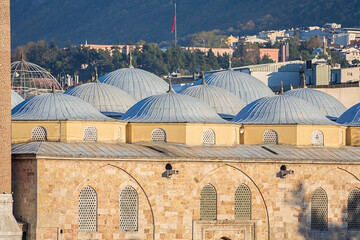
[64,82,136,118]
[181,83,246,119]
[11,90,24,109]
[286,88,346,120]
[12,93,111,121]
[196,71,274,104]
[120,92,226,123]
[337,102,360,126]
[232,95,335,125]
[99,68,168,101]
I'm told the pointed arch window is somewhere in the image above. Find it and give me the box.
[79,186,97,231]
[311,188,328,230]
[235,184,251,220]
[200,184,217,220]
[348,188,360,229]
[119,186,138,231]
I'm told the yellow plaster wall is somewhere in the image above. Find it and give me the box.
[346,127,360,146]
[12,121,126,143]
[242,124,346,147]
[126,123,239,146]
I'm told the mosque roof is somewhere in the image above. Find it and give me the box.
[120,90,226,123]
[12,141,360,163]
[11,93,111,121]
[285,88,346,120]
[11,90,24,109]
[195,70,274,104]
[232,94,336,125]
[181,82,246,119]
[99,67,168,101]
[337,102,360,126]
[64,82,136,117]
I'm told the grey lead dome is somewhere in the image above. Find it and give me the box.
[285,88,346,120]
[232,95,336,125]
[181,84,246,119]
[120,92,226,123]
[64,82,136,118]
[196,70,274,104]
[99,68,168,101]
[12,93,111,121]
[11,90,24,109]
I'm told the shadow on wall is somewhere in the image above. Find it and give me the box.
[290,182,360,240]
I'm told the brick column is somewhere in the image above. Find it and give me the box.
[0,1,22,239]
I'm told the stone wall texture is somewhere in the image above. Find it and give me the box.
[11,156,360,240]
[0,0,12,193]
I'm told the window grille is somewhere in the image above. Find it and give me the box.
[312,130,324,146]
[31,126,47,141]
[235,184,251,220]
[79,186,97,232]
[348,188,360,229]
[263,130,278,144]
[118,127,121,141]
[202,129,215,145]
[119,186,138,231]
[84,126,97,141]
[151,128,166,142]
[311,188,328,230]
[200,184,217,220]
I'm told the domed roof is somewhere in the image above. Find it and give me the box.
[196,70,274,104]
[181,81,246,119]
[285,88,346,120]
[12,93,111,121]
[120,90,226,123]
[64,82,136,117]
[11,90,24,109]
[337,102,360,126]
[232,95,335,125]
[99,67,168,101]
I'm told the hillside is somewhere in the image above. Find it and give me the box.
[10,0,360,48]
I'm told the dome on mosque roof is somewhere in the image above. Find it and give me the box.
[120,89,226,123]
[11,60,62,98]
[181,81,246,119]
[285,88,346,120]
[11,90,24,109]
[337,102,360,126]
[99,67,168,101]
[64,82,136,118]
[12,93,111,121]
[195,70,274,104]
[232,94,336,125]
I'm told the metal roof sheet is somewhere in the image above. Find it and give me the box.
[11,90,24,109]
[337,102,360,126]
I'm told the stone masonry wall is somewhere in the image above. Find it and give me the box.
[12,157,360,240]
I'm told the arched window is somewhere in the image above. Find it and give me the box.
[312,130,324,146]
[31,126,47,141]
[84,126,97,141]
[119,186,138,231]
[263,130,278,144]
[118,127,122,141]
[235,184,251,220]
[348,188,360,229]
[151,128,166,142]
[202,129,215,145]
[200,184,217,220]
[311,188,328,230]
[79,186,97,232]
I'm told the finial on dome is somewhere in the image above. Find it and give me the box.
[167,79,175,93]
[290,84,293,90]
[201,71,206,85]
[129,50,134,69]
[228,54,233,71]
[50,85,55,93]
[280,81,284,95]
[94,65,99,83]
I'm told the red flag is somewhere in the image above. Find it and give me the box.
[171,9,176,33]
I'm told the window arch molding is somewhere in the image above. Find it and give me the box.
[78,186,97,232]
[263,129,278,144]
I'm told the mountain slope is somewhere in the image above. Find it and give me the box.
[10,0,360,48]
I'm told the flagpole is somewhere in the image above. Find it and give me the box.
[174,3,177,46]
